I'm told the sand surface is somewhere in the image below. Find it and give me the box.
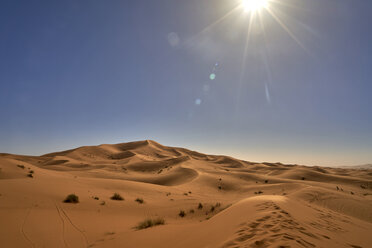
[0,140,371,247]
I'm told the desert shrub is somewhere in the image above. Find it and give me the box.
[210,206,215,212]
[63,194,79,203]
[136,217,165,230]
[135,198,144,204]
[264,180,268,183]
[111,193,124,201]
[93,196,99,200]
[179,210,186,217]
[189,209,195,213]
[29,170,34,174]
[218,186,222,190]
[17,165,25,169]
[27,173,33,178]
[198,203,203,209]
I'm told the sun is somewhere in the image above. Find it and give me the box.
[241,0,269,13]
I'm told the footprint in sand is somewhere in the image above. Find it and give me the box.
[221,201,321,248]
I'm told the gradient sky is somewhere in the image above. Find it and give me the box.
[1,0,371,166]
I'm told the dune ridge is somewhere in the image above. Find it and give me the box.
[0,140,371,247]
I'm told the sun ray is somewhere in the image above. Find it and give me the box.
[184,4,241,47]
[266,7,311,55]
[258,10,273,105]
[235,12,255,115]
[269,0,310,13]
[198,5,241,35]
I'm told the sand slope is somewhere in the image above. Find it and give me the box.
[0,140,371,247]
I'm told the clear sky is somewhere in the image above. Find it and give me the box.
[1,0,371,167]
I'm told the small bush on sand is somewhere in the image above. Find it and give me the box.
[27,173,33,178]
[111,193,124,201]
[179,210,186,217]
[63,194,79,203]
[29,170,34,174]
[189,209,195,213]
[135,198,144,204]
[198,203,203,209]
[136,218,165,230]
[17,165,25,169]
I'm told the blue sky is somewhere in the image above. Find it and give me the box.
[1,0,371,166]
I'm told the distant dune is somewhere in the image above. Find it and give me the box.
[338,164,372,170]
[0,140,371,247]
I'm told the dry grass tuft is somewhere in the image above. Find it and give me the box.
[135,217,165,230]
[63,194,79,203]
[111,193,124,201]
[179,210,186,217]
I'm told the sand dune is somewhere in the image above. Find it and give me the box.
[0,140,371,247]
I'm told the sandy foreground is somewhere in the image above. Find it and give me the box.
[0,140,371,248]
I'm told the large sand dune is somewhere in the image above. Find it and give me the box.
[0,140,371,247]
